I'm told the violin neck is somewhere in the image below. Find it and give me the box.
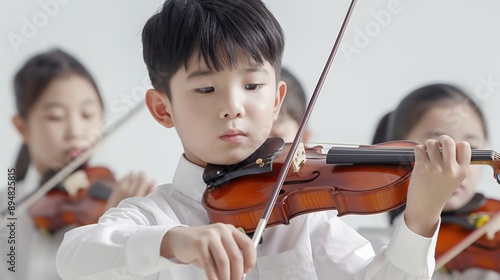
[326,147,499,166]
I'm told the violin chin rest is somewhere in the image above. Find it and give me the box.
[88,181,112,200]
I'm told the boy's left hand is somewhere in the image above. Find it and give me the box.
[404,135,471,237]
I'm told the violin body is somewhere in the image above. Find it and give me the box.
[29,166,115,233]
[436,197,500,273]
[202,139,416,233]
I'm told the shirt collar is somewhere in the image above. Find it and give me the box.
[172,155,207,202]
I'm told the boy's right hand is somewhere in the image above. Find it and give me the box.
[161,223,256,280]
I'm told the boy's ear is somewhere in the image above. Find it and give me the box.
[12,115,29,143]
[145,89,174,128]
[273,81,287,120]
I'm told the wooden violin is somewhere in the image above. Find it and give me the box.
[202,138,500,233]
[28,165,116,233]
[436,194,500,273]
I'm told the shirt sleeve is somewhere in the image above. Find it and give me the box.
[356,215,439,279]
[310,211,439,280]
[56,193,186,280]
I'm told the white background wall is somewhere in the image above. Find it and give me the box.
[2,0,500,230]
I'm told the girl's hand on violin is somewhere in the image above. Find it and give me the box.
[404,135,471,237]
[105,171,156,209]
[160,223,256,280]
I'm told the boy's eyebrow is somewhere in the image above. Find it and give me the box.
[243,66,269,74]
[186,66,269,80]
[186,70,214,80]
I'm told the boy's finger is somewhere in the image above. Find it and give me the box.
[221,230,245,280]
[199,246,219,280]
[232,228,257,273]
[209,240,230,280]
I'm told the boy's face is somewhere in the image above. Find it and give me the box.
[150,52,285,167]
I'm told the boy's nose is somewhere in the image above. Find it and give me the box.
[219,91,245,119]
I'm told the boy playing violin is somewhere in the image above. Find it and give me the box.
[56,0,472,279]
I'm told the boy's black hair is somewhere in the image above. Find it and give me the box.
[142,0,285,98]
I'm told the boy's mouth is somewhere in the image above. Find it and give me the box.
[220,130,246,143]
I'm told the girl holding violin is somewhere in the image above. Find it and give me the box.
[365,83,499,279]
[57,1,473,279]
[0,48,155,280]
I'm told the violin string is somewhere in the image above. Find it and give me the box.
[282,144,497,163]
[302,141,497,160]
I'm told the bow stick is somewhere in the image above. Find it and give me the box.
[251,0,360,248]
[435,211,500,271]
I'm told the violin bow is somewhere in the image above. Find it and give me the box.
[435,211,500,271]
[251,0,359,248]
[0,101,144,229]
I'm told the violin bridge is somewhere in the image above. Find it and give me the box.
[62,170,90,197]
[291,142,307,172]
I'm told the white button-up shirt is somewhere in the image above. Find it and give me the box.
[0,166,64,280]
[57,156,439,279]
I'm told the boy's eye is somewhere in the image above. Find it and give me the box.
[197,87,215,94]
[245,84,262,90]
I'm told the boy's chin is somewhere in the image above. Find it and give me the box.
[212,156,248,166]
[210,151,254,166]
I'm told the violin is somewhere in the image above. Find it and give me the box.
[28,165,116,233]
[436,194,500,273]
[202,138,500,233]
